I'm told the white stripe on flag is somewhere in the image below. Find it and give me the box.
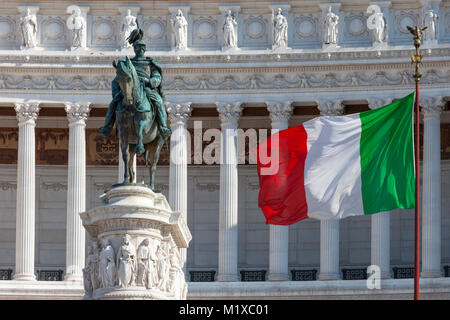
[303,114,365,220]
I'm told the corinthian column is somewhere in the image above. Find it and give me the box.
[266,101,292,281]
[368,98,393,279]
[167,102,192,269]
[420,96,444,278]
[64,102,91,282]
[317,100,343,280]
[13,102,40,281]
[216,102,243,282]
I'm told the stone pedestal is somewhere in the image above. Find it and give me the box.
[79,184,192,300]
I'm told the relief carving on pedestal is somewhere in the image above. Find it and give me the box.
[83,233,187,298]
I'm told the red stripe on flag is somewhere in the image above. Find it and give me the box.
[256,124,309,225]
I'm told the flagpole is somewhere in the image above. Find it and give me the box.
[408,25,426,301]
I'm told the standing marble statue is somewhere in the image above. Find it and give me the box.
[99,238,116,288]
[66,6,86,49]
[117,234,137,287]
[20,8,37,49]
[121,9,137,48]
[367,5,386,44]
[171,9,188,50]
[272,8,288,49]
[222,10,238,49]
[323,6,339,44]
[423,9,438,41]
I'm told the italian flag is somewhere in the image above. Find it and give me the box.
[256,92,415,225]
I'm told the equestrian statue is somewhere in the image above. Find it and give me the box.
[97,24,171,189]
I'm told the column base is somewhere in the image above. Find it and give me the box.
[268,273,289,281]
[13,273,36,281]
[318,273,340,281]
[380,272,392,279]
[216,274,240,282]
[421,270,442,278]
[64,274,84,283]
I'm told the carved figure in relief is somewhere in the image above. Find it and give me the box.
[84,242,100,294]
[222,10,238,49]
[272,8,288,49]
[156,241,170,291]
[117,234,137,287]
[171,9,188,50]
[137,238,158,288]
[423,9,438,41]
[121,9,137,48]
[99,238,116,288]
[66,6,86,49]
[367,5,386,43]
[20,8,37,49]
[323,6,339,44]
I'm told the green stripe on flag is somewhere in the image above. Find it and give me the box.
[359,92,415,215]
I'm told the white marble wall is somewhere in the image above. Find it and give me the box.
[0,161,449,276]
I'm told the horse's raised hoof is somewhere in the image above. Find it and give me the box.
[135,144,145,154]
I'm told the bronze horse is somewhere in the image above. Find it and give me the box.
[114,56,166,189]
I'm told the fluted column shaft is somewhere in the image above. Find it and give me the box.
[318,101,343,280]
[319,219,340,280]
[217,102,242,282]
[14,102,40,281]
[421,97,443,278]
[267,101,292,281]
[371,212,391,278]
[368,98,393,279]
[167,102,192,271]
[64,102,91,282]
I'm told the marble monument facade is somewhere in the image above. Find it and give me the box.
[0,0,449,299]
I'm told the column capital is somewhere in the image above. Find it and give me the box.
[167,102,192,124]
[367,98,393,110]
[421,96,444,115]
[65,102,91,124]
[317,100,343,116]
[15,102,40,124]
[216,102,243,123]
[266,101,293,122]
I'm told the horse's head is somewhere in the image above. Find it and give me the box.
[115,57,137,107]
